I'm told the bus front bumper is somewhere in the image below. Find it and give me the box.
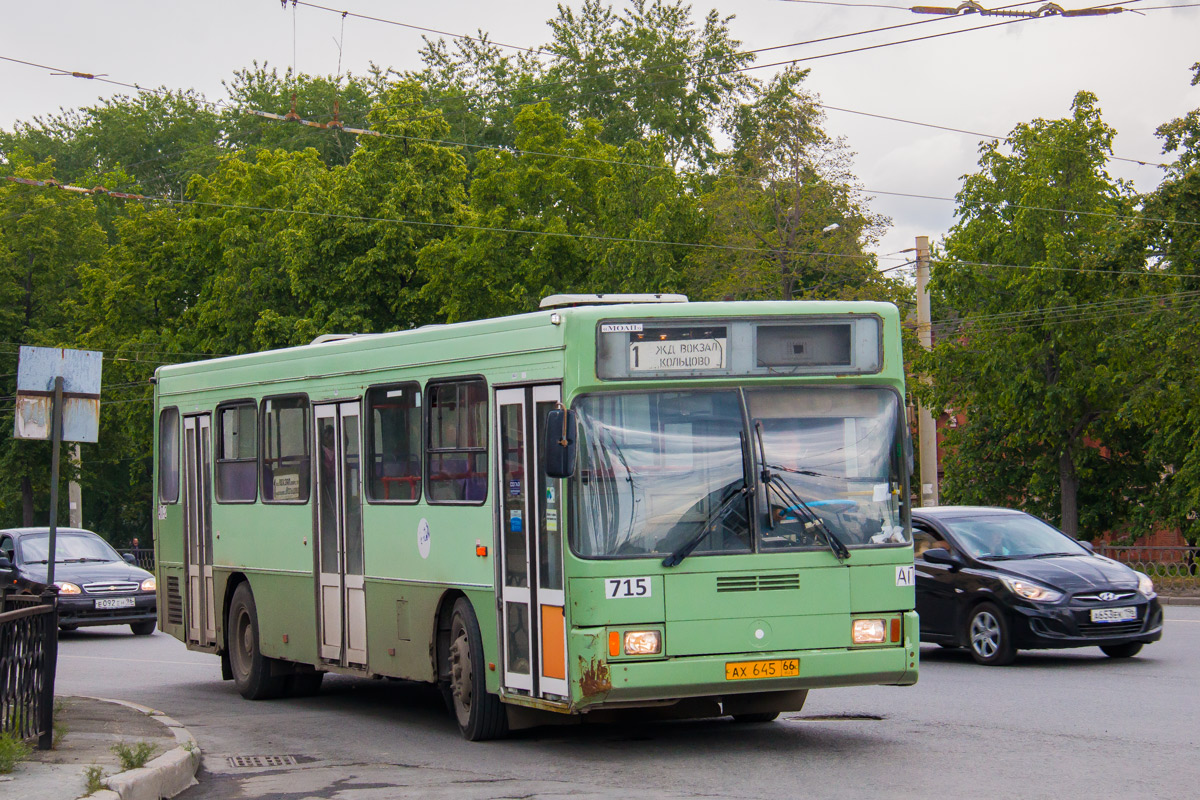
[572,613,919,711]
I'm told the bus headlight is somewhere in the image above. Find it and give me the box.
[624,631,662,655]
[56,582,82,595]
[141,577,156,592]
[852,619,886,644]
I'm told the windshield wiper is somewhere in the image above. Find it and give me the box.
[662,482,749,568]
[979,554,1015,561]
[754,422,850,562]
[1031,551,1080,559]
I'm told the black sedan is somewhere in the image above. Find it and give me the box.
[0,527,157,635]
[912,507,1162,665]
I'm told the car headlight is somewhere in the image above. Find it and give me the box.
[141,577,156,592]
[1135,571,1155,597]
[55,581,82,595]
[1000,576,1062,602]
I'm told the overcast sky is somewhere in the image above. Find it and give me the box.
[3,0,1197,268]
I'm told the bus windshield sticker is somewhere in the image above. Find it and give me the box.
[606,577,651,599]
[601,323,643,333]
[629,337,726,372]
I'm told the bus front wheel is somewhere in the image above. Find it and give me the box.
[448,598,508,741]
[228,582,287,700]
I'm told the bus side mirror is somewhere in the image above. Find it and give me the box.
[545,408,577,479]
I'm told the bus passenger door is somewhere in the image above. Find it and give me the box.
[496,386,568,699]
[182,414,216,647]
[315,401,367,668]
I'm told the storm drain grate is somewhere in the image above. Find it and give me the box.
[227,755,298,768]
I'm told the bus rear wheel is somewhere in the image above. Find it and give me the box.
[228,582,287,700]
[447,598,508,741]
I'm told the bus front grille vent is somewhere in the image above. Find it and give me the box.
[717,574,801,592]
[166,576,183,625]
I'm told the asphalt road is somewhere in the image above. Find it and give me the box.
[55,607,1200,799]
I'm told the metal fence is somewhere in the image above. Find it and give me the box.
[118,547,155,572]
[0,584,58,749]
[1097,545,1200,594]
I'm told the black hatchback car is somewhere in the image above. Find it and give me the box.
[0,527,157,635]
[912,507,1162,665]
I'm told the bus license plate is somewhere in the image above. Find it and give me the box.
[725,659,799,681]
[95,597,136,610]
[1090,607,1136,623]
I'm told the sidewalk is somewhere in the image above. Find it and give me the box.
[2,696,200,800]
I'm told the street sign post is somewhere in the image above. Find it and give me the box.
[15,347,103,586]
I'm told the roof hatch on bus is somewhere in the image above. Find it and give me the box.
[596,316,882,379]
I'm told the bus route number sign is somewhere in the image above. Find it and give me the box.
[606,577,651,599]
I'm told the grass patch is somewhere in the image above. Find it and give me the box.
[83,764,107,795]
[0,730,33,774]
[111,740,158,770]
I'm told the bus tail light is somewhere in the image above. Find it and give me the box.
[852,619,886,644]
[623,631,661,655]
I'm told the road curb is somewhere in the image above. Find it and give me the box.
[1160,595,1200,606]
[75,697,201,800]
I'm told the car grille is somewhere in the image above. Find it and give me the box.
[82,581,141,595]
[1078,619,1144,637]
[716,573,801,592]
[1073,591,1137,603]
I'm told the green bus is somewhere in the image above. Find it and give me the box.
[152,296,918,739]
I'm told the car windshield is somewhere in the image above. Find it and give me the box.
[18,533,121,564]
[570,387,907,559]
[940,514,1089,560]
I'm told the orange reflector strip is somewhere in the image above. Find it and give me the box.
[609,630,620,657]
[890,618,900,642]
[476,545,488,557]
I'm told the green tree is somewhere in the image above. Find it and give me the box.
[1124,62,1200,543]
[0,158,107,527]
[691,68,893,303]
[418,103,701,322]
[544,0,754,168]
[918,92,1158,539]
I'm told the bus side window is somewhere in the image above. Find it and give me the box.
[261,395,311,504]
[158,407,180,504]
[426,378,488,504]
[366,382,422,503]
[216,401,258,503]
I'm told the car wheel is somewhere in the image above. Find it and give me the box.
[967,602,1016,666]
[228,582,287,700]
[130,620,156,636]
[731,712,780,723]
[1100,642,1143,659]
[59,623,79,632]
[447,597,508,741]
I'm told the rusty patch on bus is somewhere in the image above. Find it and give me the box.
[579,656,612,697]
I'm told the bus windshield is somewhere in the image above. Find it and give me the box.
[571,387,907,559]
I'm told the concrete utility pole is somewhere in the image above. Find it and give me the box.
[69,444,83,528]
[915,236,939,507]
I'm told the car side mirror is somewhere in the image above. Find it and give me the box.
[1078,541,1094,554]
[544,407,577,479]
[123,553,137,564]
[0,555,14,573]
[922,548,963,570]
